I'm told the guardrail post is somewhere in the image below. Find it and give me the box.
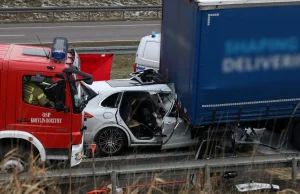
[122,11,125,20]
[52,12,55,22]
[112,171,117,194]
[204,165,212,192]
[16,13,19,22]
[292,158,297,187]
[156,11,159,19]
[88,12,90,21]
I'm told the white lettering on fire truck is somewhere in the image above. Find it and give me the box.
[31,112,62,123]
[42,112,51,117]
[31,118,62,124]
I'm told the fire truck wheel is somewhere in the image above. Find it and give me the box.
[0,145,31,174]
[96,127,127,156]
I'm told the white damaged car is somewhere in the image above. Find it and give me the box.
[83,70,179,155]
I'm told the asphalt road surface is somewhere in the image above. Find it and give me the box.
[0,20,161,44]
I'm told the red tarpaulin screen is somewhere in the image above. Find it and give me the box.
[79,54,113,81]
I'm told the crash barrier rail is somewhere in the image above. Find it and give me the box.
[73,46,139,55]
[1,153,299,192]
[0,5,162,22]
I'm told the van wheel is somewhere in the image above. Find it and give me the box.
[96,127,127,156]
[291,122,300,150]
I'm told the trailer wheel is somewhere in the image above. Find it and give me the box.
[96,127,127,156]
[291,122,300,150]
[266,119,289,133]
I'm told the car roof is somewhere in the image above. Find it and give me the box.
[89,79,172,94]
[86,79,172,107]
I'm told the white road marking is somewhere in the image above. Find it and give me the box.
[0,24,160,30]
[0,34,25,36]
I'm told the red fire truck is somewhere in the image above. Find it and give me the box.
[0,37,103,173]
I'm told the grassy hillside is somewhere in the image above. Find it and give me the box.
[0,0,161,7]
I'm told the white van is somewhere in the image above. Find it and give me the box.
[134,32,161,72]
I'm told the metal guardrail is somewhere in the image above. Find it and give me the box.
[1,153,299,187]
[72,45,139,55]
[0,5,162,22]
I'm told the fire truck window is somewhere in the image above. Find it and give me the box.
[22,75,55,109]
[101,93,121,108]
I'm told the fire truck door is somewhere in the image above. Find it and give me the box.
[15,72,72,149]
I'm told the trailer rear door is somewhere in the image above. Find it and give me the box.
[196,4,300,125]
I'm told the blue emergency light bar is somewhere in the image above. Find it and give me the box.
[51,37,68,61]
[152,31,156,38]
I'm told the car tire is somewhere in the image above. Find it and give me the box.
[96,127,127,156]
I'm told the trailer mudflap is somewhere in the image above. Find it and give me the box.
[79,54,113,81]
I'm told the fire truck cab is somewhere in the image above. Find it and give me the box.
[0,37,96,173]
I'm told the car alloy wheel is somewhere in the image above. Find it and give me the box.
[98,127,125,155]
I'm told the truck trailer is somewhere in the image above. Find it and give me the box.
[159,0,300,151]
[0,37,103,173]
